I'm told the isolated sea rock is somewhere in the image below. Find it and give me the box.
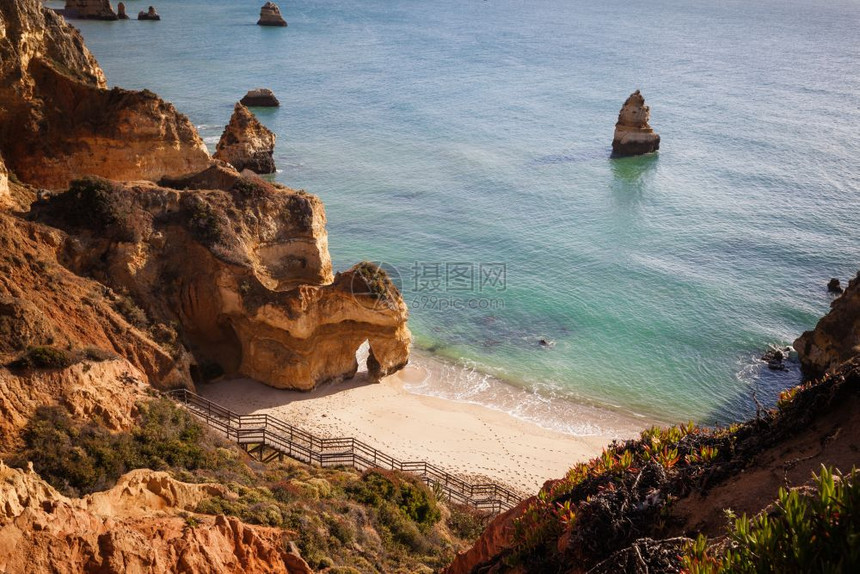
[241,88,281,107]
[34,172,412,391]
[828,278,843,294]
[137,5,160,20]
[0,0,210,189]
[611,90,661,157]
[794,272,860,377]
[258,1,287,27]
[62,0,118,20]
[0,462,313,574]
[116,1,128,19]
[214,103,277,174]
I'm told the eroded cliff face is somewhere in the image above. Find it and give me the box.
[0,463,313,574]
[794,273,860,377]
[34,169,410,391]
[0,0,210,189]
[0,212,194,389]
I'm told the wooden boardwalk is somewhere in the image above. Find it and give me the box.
[167,388,522,514]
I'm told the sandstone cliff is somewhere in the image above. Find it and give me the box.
[0,0,210,189]
[0,462,313,574]
[611,90,660,157]
[0,212,194,390]
[33,170,411,391]
[214,103,277,174]
[794,272,860,378]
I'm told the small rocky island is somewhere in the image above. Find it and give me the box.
[61,0,118,20]
[240,88,280,107]
[611,90,661,157]
[214,103,277,174]
[257,2,287,27]
[117,2,128,19]
[138,6,160,20]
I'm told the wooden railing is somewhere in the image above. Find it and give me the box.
[167,388,521,514]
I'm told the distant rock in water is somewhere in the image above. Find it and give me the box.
[611,90,660,157]
[828,278,844,294]
[62,0,118,20]
[137,5,160,20]
[258,2,287,27]
[214,103,277,174]
[116,2,128,19]
[240,88,280,107]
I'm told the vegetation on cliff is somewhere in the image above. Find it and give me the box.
[448,356,860,573]
[681,466,860,573]
[7,395,483,572]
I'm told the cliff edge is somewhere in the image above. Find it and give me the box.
[794,272,860,378]
[0,0,210,189]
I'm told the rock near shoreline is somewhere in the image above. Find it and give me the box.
[794,272,860,378]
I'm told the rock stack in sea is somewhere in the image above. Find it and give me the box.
[214,103,277,174]
[611,90,660,157]
[62,0,118,20]
[258,2,287,27]
[240,88,280,107]
[117,2,129,19]
[138,5,160,20]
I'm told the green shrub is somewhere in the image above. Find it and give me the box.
[8,346,73,370]
[14,399,221,496]
[83,347,118,362]
[447,503,490,542]
[682,466,860,573]
[183,195,226,245]
[352,262,397,300]
[113,294,149,329]
[43,177,152,242]
[346,469,441,531]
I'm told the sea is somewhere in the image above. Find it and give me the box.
[51,0,860,432]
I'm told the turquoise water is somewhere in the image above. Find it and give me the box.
[60,0,860,425]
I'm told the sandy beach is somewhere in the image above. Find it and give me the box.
[198,351,656,494]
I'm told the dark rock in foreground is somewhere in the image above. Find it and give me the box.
[611,90,660,157]
[240,88,280,107]
[828,278,844,294]
[258,2,287,27]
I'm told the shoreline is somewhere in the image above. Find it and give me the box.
[198,350,659,493]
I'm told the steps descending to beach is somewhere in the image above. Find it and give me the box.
[168,388,522,514]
